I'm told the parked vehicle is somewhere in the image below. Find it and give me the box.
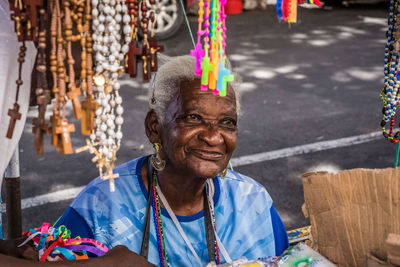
[150,0,197,40]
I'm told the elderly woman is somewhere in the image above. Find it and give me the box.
[54,55,289,266]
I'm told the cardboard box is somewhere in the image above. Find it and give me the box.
[302,168,400,267]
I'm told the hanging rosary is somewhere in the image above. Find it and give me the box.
[381,0,400,143]
[191,0,234,97]
[77,0,132,192]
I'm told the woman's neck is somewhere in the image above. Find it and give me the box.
[141,159,206,216]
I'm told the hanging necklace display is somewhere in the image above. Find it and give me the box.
[192,0,234,97]
[32,8,51,155]
[49,0,76,155]
[81,0,99,136]
[6,0,42,139]
[79,0,131,191]
[381,0,400,143]
[126,0,141,77]
[6,42,26,139]
[65,0,83,120]
[125,0,162,82]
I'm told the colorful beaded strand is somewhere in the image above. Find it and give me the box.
[151,179,166,267]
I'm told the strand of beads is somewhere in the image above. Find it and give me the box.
[88,0,131,191]
[192,0,233,96]
[381,0,400,143]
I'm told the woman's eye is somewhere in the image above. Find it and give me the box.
[221,118,237,127]
[185,114,202,123]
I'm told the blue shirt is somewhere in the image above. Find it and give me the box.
[55,156,289,266]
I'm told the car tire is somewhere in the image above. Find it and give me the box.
[139,0,185,40]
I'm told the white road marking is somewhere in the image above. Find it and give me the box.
[230,130,384,167]
[1,130,387,212]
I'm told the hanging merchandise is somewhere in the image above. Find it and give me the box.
[381,0,400,144]
[77,0,133,192]
[20,223,109,261]
[125,0,164,82]
[191,0,234,97]
[276,0,321,23]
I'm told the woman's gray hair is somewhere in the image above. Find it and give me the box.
[148,54,241,123]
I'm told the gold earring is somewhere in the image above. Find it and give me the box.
[150,143,166,171]
[220,167,228,179]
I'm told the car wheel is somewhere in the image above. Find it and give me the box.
[139,0,184,40]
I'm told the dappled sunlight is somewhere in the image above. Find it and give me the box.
[239,82,258,93]
[250,69,277,79]
[358,15,387,26]
[347,66,382,81]
[307,39,335,46]
[275,65,298,74]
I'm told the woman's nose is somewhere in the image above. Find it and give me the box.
[198,123,224,146]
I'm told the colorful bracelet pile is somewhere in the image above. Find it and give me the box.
[19,223,108,262]
[191,0,234,97]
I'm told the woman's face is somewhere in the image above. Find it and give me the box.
[159,79,238,178]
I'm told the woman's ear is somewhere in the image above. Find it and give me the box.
[145,110,161,144]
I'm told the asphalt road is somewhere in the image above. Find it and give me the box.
[1,2,395,236]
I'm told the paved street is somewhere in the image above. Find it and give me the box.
[2,2,395,234]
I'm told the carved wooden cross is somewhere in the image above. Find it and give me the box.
[6,103,22,139]
[127,40,141,78]
[102,169,119,192]
[25,0,43,41]
[149,37,164,72]
[81,96,99,135]
[50,115,61,148]
[55,119,75,154]
[75,139,98,154]
[32,117,48,155]
[142,46,151,83]
[67,86,82,119]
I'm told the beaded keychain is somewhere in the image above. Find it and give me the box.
[191,0,234,96]
[380,0,400,144]
[20,223,108,261]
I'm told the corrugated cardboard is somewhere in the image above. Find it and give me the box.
[302,168,400,267]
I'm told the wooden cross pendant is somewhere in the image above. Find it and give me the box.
[32,117,48,155]
[6,103,22,139]
[127,40,141,78]
[142,46,152,83]
[149,37,164,72]
[25,0,44,41]
[49,115,61,148]
[55,119,75,154]
[81,95,99,135]
[102,169,119,192]
[67,86,82,119]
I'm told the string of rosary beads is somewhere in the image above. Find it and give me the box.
[191,0,234,97]
[7,0,47,140]
[77,0,132,192]
[125,0,163,82]
[381,0,400,143]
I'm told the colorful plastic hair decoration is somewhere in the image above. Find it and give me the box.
[192,0,234,96]
[19,223,109,262]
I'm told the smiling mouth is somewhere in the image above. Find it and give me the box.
[190,149,224,161]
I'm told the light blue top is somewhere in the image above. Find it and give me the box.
[55,156,289,266]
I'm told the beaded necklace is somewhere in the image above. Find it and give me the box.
[381,0,400,143]
[150,173,223,266]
